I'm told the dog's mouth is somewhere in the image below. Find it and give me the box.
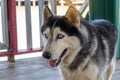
[49,48,67,67]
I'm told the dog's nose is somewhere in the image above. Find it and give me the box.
[42,52,51,59]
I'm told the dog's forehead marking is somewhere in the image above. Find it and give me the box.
[53,27,64,34]
[44,20,59,40]
[50,20,59,39]
[51,20,57,32]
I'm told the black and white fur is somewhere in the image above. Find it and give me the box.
[41,6,117,80]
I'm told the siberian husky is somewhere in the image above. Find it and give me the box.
[41,6,117,80]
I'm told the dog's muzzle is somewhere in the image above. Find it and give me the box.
[42,48,67,67]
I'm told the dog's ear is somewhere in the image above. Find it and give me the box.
[65,6,80,28]
[43,6,53,24]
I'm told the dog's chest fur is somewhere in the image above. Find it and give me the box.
[60,62,99,80]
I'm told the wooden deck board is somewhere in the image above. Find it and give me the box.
[0,57,119,80]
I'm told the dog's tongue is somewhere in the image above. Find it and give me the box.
[49,59,58,67]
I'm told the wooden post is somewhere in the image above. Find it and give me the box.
[33,0,36,7]
[50,0,57,14]
[25,0,32,50]
[60,0,64,6]
[38,0,44,48]
[64,0,73,6]
[18,0,21,7]
[1,0,9,48]
[7,0,18,62]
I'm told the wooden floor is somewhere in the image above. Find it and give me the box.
[0,57,120,80]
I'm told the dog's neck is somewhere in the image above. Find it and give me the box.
[60,42,96,71]
[61,48,81,68]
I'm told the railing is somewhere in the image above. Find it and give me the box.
[0,0,88,62]
[0,0,45,61]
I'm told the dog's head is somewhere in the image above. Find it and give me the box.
[41,6,83,67]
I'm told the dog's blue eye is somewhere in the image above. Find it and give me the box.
[57,34,64,39]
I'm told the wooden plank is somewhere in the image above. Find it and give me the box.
[38,0,44,27]
[25,0,33,50]
[1,0,9,49]
[38,0,44,48]
[79,0,89,14]
[18,0,21,7]
[50,0,57,14]
[32,0,36,7]
[64,0,74,6]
